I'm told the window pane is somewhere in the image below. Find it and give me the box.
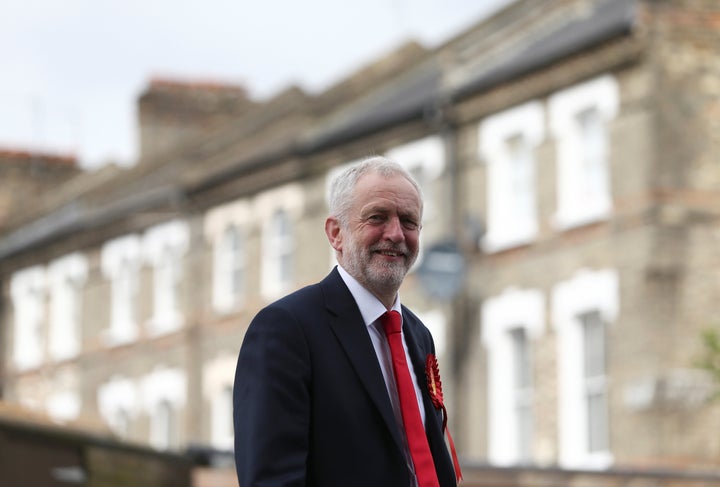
[511,327,532,388]
[511,327,533,461]
[577,108,608,205]
[156,400,176,449]
[223,385,234,440]
[115,261,137,334]
[228,227,245,297]
[581,310,605,378]
[580,310,609,453]
[587,390,609,452]
[507,135,534,222]
[115,409,130,439]
[273,209,293,285]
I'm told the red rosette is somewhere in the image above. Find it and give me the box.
[425,354,444,411]
[425,354,463,482]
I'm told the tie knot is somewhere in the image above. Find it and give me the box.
[381,310,402,336]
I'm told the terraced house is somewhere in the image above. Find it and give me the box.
[2,0,719,485]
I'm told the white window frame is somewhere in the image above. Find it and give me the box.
[415,308,447,360]
[98,376,138,439]
[549,75,619,229]
[47,391,81,423]
[10,266,46,371]
[101,235,141,346]
[142,367,186,450]
[479,101,544,252]
[204,200,252,314]
[482,287,544,465]
[142,220,190,335]
[385,135,445,220]
[255,184,304,300]
[47,252,88,361]
[154,399,177,450]
[552,268,619,469]
[203,354,237,450]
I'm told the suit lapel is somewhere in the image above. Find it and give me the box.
[320,270,406,454]
[403,308,457,484]
[401,309,434,419]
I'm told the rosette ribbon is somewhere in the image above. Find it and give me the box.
[426,354,462,482]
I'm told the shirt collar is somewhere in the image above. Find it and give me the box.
[336,265,401,328]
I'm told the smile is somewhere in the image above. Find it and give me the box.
[375,249,404,258]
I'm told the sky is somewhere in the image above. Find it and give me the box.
[1,0,512,170]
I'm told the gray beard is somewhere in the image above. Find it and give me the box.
[343,239,415,300]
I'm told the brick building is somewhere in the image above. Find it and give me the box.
[1,0,719,485]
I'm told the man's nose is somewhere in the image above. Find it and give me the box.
[384,217,405,242]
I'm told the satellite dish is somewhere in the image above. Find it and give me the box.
[415,240,465,301]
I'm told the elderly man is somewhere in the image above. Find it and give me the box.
[234,156,459,487]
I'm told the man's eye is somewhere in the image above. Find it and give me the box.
[402,220,419,230]
[368,215,385,223]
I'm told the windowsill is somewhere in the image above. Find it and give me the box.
[146,314,184,337]
[12,360,44,373]
[482,232,537,254]
[101,328,138,348]
[50,351,80,363]
[260,283,292,302]
[561,451,613,471]
[212,299,245,316]
[553,208,611,231]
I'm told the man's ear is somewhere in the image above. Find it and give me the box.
[325,217,342,251]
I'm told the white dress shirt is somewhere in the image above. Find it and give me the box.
[337,265,426,484]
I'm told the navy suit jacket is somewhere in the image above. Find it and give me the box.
[233,268,457,487]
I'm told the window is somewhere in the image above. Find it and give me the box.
[479,102,544,252]
[415,309,447,359]
[47,391,81,422]
[205,199,251,314]
[101,235,141,345]
[155,251,181,324]
[510,328,533,463]
[385,135,445,220]
[549,75,619,229]
[10,266,46,370]
[47,253,88,361]
[114,408,131,439]
[581,310,609,453]
[215,385,234,448]
[204,355,237,450]
[143,220,190,334]
[141,367,186,450]
[153,399,177,450]
[216,225,246,312]
[553,268,618,469]
[271,208,294,287]
[482,287,544,465]
[98,376,137,439]
[257,184,303,299]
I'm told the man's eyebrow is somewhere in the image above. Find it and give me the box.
[361,205,389,214]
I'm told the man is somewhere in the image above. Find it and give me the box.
[234,156,459,486]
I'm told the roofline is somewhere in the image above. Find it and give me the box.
[451,0,637,100]
[0,0,638,262]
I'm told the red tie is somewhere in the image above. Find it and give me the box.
[381,310,440,487]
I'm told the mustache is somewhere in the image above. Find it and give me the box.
[370,244,408,256]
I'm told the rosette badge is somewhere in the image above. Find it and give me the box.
[425,354,463,482]
[426,354,445,413]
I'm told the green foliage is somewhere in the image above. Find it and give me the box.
[697,328,720,401]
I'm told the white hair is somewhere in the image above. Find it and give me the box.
[327,156,423,227]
